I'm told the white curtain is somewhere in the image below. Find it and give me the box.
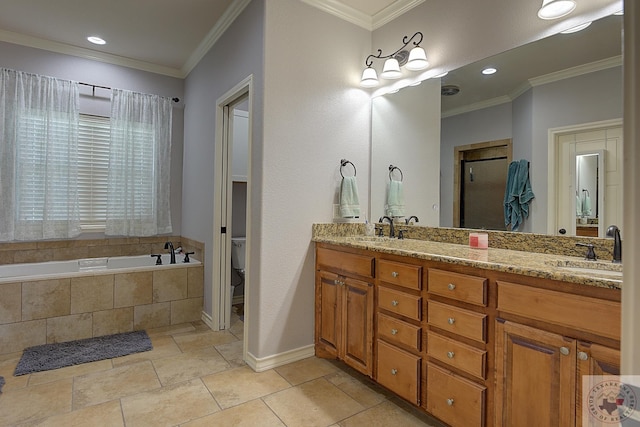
[106,89,172,236]
[0,68,80,241]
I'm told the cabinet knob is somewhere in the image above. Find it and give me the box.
[578,351,589,361]
[391,271,399,278]
[391,329,398,335]
[447,398,454,406]
[447,351,455,359]
[448,317,455,325]
[447,283,456,291]
[560,346,570,356]
[391,368,398,375]
[391,300,399,307]
[334,279,339,285]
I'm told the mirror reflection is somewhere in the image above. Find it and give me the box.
[575,152,603,237]
[370,13,622,236]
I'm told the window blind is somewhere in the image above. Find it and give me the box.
[77,114,110,227]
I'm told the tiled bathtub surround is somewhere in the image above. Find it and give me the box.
[312,223,616,259]
[0,258,204,355]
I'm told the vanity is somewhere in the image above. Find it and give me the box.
[313,225,621,427]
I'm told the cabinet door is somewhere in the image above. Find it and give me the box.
[342,277,374,376]
[316,271,340,358]
[576,342,620,427]
[495,320,576,427]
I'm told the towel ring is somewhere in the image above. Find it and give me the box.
[389,165,403,181]
[340,159,356,177]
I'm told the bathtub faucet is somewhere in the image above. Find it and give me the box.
[164,241,176,264]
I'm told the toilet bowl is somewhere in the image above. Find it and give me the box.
[231,237,246,301]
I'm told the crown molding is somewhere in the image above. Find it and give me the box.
[372,0,426,29]
[0,29,183,78]
[301,0,372,30]
[528,55,622,88]
[182,0,252,76]
[441,95,511,118]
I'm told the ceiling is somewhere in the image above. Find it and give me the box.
[0,0,623,108]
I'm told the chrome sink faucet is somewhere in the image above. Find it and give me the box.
[164,241,176,264]
[606,225,622,263]
[379,216,395,238]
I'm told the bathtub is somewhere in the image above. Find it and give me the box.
[0,253,200,284]
[0,253,204,354]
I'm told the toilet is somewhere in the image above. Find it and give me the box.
[230,237,246,301]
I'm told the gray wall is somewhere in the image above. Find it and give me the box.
[0,41,185,237]
[440,66,622,233]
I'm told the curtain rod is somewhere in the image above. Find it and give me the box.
[78,82,180,103]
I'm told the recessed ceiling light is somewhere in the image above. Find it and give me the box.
[87,36,106,45]
[482,67,497,75]
[561,22,592,34]
[537,0,576,20]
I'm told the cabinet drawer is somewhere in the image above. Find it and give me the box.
[428,300,486,343]
[378,260,422,290]
[426,363,485,427]
[377,313,421,351]
[316,247,375,278]
[497,281,621,340]
[428,268,487,306]
[377,340,421,405]
[427,331,486,379]
[378,286,422,321]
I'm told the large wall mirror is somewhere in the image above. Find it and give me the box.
[370,13,623,236]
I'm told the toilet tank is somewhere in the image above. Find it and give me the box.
[231,237,246,270]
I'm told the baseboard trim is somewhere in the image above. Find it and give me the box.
[245,344,315,372]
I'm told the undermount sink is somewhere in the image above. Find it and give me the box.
[546,259,623,279]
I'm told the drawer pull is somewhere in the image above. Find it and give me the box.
[447,283,456,290]
[560,346,570,356]
[391,368,398,375]
[391,271,399,278]
[447,398,454,406]
[391,300,399,307]
[447,351,455,359]
[578,351,589,361]
[448,317,455,325]
[391,328,398,335]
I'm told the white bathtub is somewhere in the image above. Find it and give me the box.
[0,253,200,284]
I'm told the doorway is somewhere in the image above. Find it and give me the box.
[212,76,253,364]
[454,139,512,229]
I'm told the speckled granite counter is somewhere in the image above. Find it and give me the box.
[313,224,622,290]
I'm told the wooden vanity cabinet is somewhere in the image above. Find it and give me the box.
[315,247,375,376]
[495,281,621,427]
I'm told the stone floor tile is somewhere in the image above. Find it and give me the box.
[325,370,389,408]
[172,330,237,352]
[274,356,339,386]
[28,359,113,386]
[0,355,29,391]
[339,399,441,427]
[214,339,246,367]
[26,400,124,427]
[111,334,181,367]
[182,399,285,427]
[145,322,196,337]
[202,365,290,409]
[152,347,229,386]
[0,378,72,426]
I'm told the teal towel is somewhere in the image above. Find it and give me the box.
[386,179,405,217]
[339,176,360,218]
[582,192,592,216]
[503,159,535,231]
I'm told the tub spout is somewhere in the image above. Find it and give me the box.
[164,241,176,264]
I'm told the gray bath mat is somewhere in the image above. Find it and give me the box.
[14,330,152,376]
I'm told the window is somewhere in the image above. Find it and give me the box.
[77,114,110,229]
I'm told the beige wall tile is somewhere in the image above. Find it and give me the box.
[93,307,134,336]
[14,249,54,264]
[54,246,90,261]
[87,244,122,258]
[134,302,171,330]
[121,243,152,256]
[22,279,70,321]
[0,282,21,324]
[0,319,46,354]
[0,250,15,265]
[187,266,204,297]
[114,272,153,308]
[171,297,203,325]
[47,313,93,343]
[153,269,187,302]
[70,275,114,314]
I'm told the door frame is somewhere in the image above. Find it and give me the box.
[212,75,253,362]
[546,118,622,236]
[453,139,512,227]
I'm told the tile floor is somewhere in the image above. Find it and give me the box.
[0,308,442,427]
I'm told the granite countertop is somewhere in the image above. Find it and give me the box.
[313,235,622,290]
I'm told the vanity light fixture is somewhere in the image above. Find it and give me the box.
[537,0,576,20]
[360,31,429,88]
[561,22,592,33]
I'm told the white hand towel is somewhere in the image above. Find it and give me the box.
[576,194,582,216]
[386,179,405,217]
[339,176,360,218]
[582,193,592,216]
